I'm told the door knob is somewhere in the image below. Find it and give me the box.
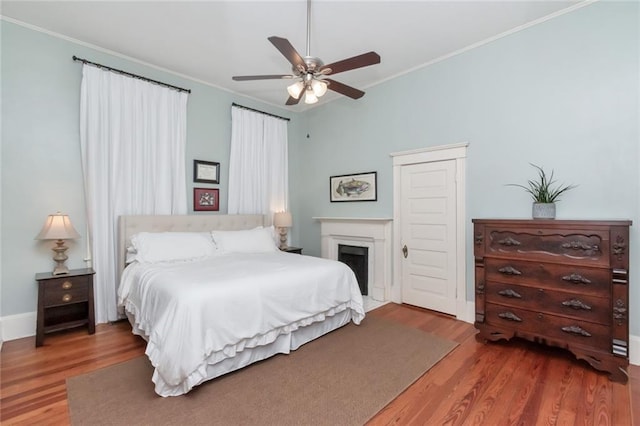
[402,245,408,258]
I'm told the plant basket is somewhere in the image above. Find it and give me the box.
[532,202,556,219]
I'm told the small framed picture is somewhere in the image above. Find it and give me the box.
[194,188,219,211]
[330,171,377,202]
[194,160,220,184]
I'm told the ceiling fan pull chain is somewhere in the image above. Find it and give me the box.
[306,0,311,57]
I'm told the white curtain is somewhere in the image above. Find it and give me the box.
[80,64,188,323]
[228,106,289,220]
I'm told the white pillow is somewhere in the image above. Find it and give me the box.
[211,227,278,253]
[129,232,217,263]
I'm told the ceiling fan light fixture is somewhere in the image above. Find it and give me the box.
[310,79,328,97]
[304,87,318,104]
[287,81,305,99]
[231,0,379,106]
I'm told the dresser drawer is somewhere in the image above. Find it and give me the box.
[485,281,611,325]
[43,276,90,307]
[485,258,610,297]
[485,303,610,351]
[485,227,609,267]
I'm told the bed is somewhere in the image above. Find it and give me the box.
[117,214,365,397]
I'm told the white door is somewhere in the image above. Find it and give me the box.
[400,160,457,315]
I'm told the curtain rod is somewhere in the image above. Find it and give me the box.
[232,103,290,122]
[72,55,191,94]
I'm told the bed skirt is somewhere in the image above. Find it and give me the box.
[126,308,354,396]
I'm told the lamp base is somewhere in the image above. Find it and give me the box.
[53,265,70,275]
[52,239,70,275]
[278,227,289,250]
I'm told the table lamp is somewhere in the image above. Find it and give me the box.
[273,212,292,249]
[35,212,81,275]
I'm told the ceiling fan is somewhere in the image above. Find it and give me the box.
[232,0,380,106]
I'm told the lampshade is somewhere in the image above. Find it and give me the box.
[311,79,328,97]
[287,81,305,100]
[274,212,293,228]
[35,212,81,240]
[304,88,318,104]
[36,212,80,275]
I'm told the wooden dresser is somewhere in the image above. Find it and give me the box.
[472,219,631,383]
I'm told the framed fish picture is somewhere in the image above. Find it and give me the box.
[330,171,377,202]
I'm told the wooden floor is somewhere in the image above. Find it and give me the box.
[1,303,637,425]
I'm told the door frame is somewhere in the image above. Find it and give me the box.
[390,142,471,322]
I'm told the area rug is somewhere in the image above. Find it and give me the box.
[67,316,457,426]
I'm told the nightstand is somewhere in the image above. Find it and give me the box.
[281,246,303,254]
[35,268,95,347]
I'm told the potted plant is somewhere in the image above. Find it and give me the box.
[508,164,576,219]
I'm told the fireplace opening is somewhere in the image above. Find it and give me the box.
[338,244,369,295]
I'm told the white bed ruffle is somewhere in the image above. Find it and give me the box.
[127,307,354,396]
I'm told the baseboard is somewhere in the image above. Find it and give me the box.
[1,311,36,342]
[460,300,475,324]
[630,334,640,366]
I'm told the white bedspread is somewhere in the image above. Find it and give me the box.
[118,252,365,396]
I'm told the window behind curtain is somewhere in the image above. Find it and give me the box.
[228,106,289,222]
[79,64,188,323]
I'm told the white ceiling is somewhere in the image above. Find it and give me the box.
[2,1,586,110]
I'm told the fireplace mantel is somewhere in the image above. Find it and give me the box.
[313,217,393,223]
[314,217,392,301]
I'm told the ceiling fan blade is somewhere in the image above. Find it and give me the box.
[324,78,365,99]
[268,36,306,72]
[320,51,380,75]
[285,95,302,106]
[232,74,295,81]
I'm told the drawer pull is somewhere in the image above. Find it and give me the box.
[498,289,522,299]
[498,266,521,276]
[62,294,72,303]
[62,281,73,290]
[561,325,591,337]
[497,236,521,247]
[561,273,591,285]
[561,241,600,253]
[561,299,592,311]
[498,311,522,322]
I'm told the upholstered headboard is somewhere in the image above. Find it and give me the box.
[118,214,266,272]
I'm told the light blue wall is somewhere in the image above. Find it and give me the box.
[2,1,639,339]
[291,2,640,335]
[1,20,302,317]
